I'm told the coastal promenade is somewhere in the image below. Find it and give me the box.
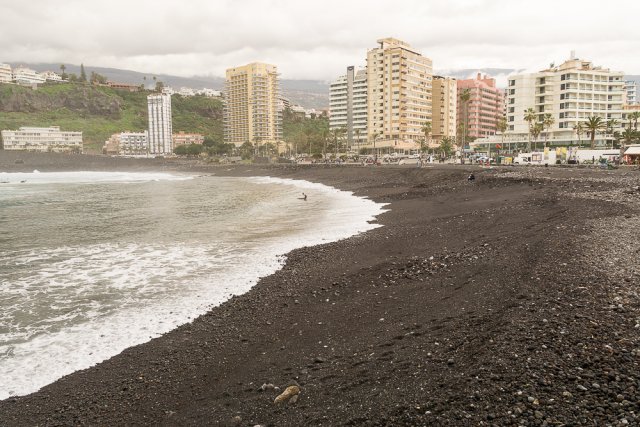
[1,152,639,425]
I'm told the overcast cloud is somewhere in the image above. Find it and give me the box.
[1,0,638,81]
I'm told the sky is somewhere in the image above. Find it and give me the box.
[1,0,639,83]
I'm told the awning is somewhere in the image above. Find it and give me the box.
[624,146,640,155]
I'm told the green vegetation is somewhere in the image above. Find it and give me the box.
[281,108,329,155]
[0,82,223,153]
[0,82,332,156]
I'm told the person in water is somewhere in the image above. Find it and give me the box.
[302,192,307,201]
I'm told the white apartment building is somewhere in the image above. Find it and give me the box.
[431,76,457,142]
[147,93,173,155]
[366,38,432,150]
[329,66,368,148]
[0,63,12,83]
[12,67,46,85]
[506,55,625,146]
[624,80,639,105]
[1,126,82,152]
[103,132,149,156]
[40,71,62,82]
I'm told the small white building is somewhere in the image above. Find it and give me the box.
[196,88,221,98]
[40,71,62,82]
[1,126,83,152]
[0,63,12,83]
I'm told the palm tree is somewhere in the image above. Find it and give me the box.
[606,119,619,148]
[573,122,584,146]
[331,127,346,160]
[497,116,508,154]
[459,89,471,148]
[354,129,361,153]
[584,116,606,149]
[524,108,537,152]
[420,121,431,160]
[628,111,640,131]
[621,128,636,146]
[531,122,543,150]
[371,132,381,163]
[542,113,555,148]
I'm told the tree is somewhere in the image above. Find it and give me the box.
[68,73,78,82]
[497,116,508,154]
[439,136,455,158]
[90,71,107,85]
[239,141,253,159]
[59,64,67,80]
[420,121,431,159]
[584,116,606,149]
[542,113,554,148]
[531,122,543,150]
[143,76,147,89]
[628,111,640,131]
[573,122,584,146]
[523,108,537,152]
[605,119,619,148]
[155,81,165,93]
[330,127,346,159]
[79,63,87,82]
[459,89,471,148]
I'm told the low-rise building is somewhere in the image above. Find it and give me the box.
[173,132,204,146]
[1,126,82,152]
[0,63,12,83]
[40,71,62,82]
[107,81,141,92]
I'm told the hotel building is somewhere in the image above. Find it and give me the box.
[365,38,432,150]
[431,76,457,143]
[457,73,504,140]
[147,93,173,155]
[329,66,368,147]
[224,62,282,148]
[1,126,82,152]
[505,55,625,146]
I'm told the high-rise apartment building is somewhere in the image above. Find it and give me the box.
[329,66,368,147]
[506,55,625,145]
[457,73,504,140]
[224,62,282,148]
[624,80,639,105]
[366,38,432,149]
[147,93,173,155]
[431,76,457,142]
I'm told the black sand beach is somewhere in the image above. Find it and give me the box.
[1,152,639,426]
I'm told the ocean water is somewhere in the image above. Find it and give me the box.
[0,171,386,399]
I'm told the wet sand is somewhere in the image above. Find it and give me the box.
[1,152,639,426]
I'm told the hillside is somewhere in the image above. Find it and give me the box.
[0,82,329,155]
[0,83,223,153]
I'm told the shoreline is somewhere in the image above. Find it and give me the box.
[1,152,640,425]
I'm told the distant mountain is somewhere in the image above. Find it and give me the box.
[9,63,330,109]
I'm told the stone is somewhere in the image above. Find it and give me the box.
[274,385,300,405]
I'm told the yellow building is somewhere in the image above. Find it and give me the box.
[432,76,457,144]
[224,62,282,149]
[366,38,432,151]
